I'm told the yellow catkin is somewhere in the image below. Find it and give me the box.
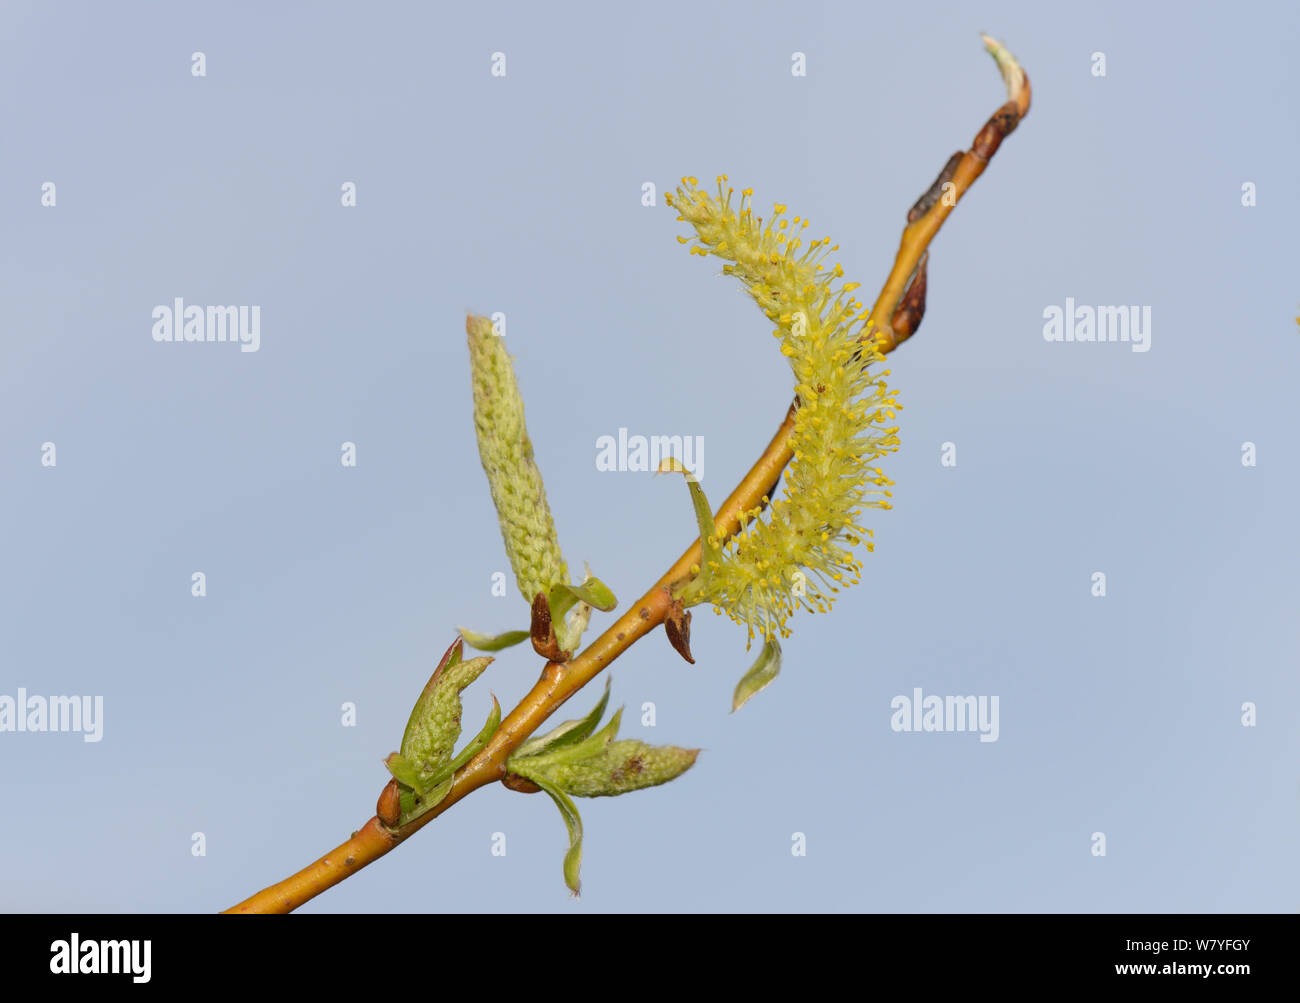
[665,179,900,643]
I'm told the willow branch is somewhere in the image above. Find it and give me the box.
[869,33,1030,352]
[224,34,1029,915]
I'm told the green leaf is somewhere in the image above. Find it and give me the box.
[548,566,615,652]
[383,752,426,792]
[532,774,585,896]
[565,578,617,611]
[397,777,453,826]
[658,457,720,578]
[513,678,611,760]
[443,694,502,778]
[458,627,530,652]
[546,588,578,626]
[732,639,782,712]
[516,707,623,771]
[548,577,618,622]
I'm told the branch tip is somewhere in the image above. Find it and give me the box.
[980,33,1030,117]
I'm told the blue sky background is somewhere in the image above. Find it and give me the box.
[2,0,1296,912]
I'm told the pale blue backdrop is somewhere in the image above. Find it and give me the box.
[2,0,1296,912]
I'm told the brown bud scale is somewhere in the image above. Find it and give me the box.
[377,779,402,827]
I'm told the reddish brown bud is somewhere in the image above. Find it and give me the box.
[664,597,695,664]
[530,591,570,662]
[502,772,542,794]
[377,779,402,828]
[890,250,929,345]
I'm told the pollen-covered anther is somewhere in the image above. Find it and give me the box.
[669,177,899,643]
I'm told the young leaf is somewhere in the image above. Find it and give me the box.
[513,678,612,760]
[383,752,426,792]
[549,578,617,616]
[397,777,453,827]
[732,639,782,712]
[657,457,720,581]
[459,627,530,652]
[548,566,615,653]
[532,775,585,896]
[515,707,623,771]
[442,694,502,778]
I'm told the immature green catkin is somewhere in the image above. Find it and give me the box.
[516,741,699,798]
[665,177,901,644]
[466,314,569,602]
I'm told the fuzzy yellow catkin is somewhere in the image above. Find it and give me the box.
[466,314,569,603]
[665,177,901,644]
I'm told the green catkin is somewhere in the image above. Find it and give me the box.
[399,654,493,781]
[514,741,699,798]
[666,178,901,645]
[466,314,570,603]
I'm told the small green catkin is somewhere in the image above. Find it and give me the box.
[519,740,699,798]
[466,314,569,603]
[399,654,493,780]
